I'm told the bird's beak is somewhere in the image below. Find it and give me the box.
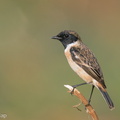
[51,36,62,40]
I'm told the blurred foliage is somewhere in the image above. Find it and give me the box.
[0,0,120,120]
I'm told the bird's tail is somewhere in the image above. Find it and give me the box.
[98,87,114,110]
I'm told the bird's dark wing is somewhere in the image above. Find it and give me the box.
[70,44,106,88]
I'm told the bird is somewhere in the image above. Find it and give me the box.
[52,30,114,110]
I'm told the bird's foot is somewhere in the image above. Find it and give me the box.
[70,86,76,95]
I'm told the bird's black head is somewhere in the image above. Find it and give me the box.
[52,30,81,48]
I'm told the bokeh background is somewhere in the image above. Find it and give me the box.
[0,0,120,120]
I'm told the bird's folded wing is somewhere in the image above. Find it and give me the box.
[70,46,106,88]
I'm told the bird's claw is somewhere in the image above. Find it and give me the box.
[70,86,76,95]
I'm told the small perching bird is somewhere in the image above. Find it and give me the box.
[52,30,114,110]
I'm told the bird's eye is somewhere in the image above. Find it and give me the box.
[64,34,69,38]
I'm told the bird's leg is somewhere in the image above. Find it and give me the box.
[71,82,88,94]
[88,85,95,104]
[72,82,88,88]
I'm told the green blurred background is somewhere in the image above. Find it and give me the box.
[0,0,120,120]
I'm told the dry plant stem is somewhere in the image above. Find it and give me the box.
[64,85,99,120]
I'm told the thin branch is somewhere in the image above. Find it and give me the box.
[64,85,99,120]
